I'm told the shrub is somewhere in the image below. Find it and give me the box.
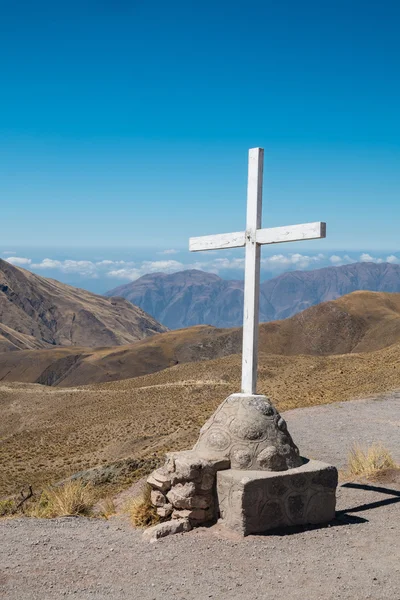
[126,484,160,528]
[0,499,15,517]
[97,496,116,519]
[347,443,397,479]
[29,480,95,518]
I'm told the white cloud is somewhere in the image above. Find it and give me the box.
[141,260,184,272]
[32,258,62,269]
[107,267,142,280]
[9,250,398,285]
[212,257,245,270]
[158,249,179,255]
[2,251,16,256]
[107,259,185,281]
[5,256,32,266]
[360,253,374,262]
[330,255,342,264]
[32,258,99,277]
[95,260,130,266]
[261,253,325,270]
[360,253,398,265]
[201,253,326,273]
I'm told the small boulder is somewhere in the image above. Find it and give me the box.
[156,504,173,518]
[147,468,172,494]
[166,482,196,509]
[151,489,167,507]
[142,519,192,543]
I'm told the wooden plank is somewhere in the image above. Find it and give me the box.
[241,148,264,395]
[256,221,326,245]
[189,231,245,252]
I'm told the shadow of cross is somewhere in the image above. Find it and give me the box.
[337,481,400,516]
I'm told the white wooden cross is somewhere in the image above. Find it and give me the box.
[189,147,326,395]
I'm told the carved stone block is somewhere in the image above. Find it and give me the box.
[217,460,338,536]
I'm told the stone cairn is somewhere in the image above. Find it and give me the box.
[144,393,337,542]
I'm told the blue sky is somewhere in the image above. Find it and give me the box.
[1,0,399,290]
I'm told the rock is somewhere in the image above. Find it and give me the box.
[172,508,214,523]
[150,490,166,507]
[147,468,172,494]
[167,451,202,484]
[194,393,303,471]
[142,519,192,543]
[171,509,192,519]
[167,482,196,509]
[156,504,173,518]
[217,460,338,536]
[190,495,211,509]
[199,469,215,491]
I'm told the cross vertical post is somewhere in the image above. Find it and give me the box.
[241,148,263,394]
[189,147,326,398]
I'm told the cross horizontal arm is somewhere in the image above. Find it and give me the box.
[256,222,326,245]
[189,231,246,252]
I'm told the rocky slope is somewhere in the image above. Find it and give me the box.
[106,262,400,328]
[0,259,167,351]
[0,290,399,387]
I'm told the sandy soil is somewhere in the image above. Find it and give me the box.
[1,394,399,600]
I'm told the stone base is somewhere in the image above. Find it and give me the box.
[216,460,338,536]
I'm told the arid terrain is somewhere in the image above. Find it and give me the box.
[0,258,166,352]
[1,336,400,497]
[2,289,400,497]
[1,290,400,386]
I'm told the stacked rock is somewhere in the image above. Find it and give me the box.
[146,450,229,528]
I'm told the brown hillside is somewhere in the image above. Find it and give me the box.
[1,340,400,497]
[0,259,167,349]
[0,291,399,386]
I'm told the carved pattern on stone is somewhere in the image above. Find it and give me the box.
[195,394,302,471]
[217,462,338,535]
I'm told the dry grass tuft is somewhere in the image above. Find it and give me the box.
[347,443,397,480]
[0,499,16,517]
[126,484,160,528]
[28,480,95,518]
[96,496,116,519]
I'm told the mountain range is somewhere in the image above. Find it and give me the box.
[1,290,400,387]
[106,262,400,329]
[0,258,167,351]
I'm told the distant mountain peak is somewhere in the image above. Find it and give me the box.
[105,262,400,329]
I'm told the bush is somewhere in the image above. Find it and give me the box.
[29,480,95,518]
[96,496,116,519]
[0,499,16,517]
[126,484,160,528]
[347,443,397,479]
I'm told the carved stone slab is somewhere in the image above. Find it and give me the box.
[194,393,303,471]
[217,460,338,536]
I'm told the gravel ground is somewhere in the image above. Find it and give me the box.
[1,393,399,600]
[285,390,400,467]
